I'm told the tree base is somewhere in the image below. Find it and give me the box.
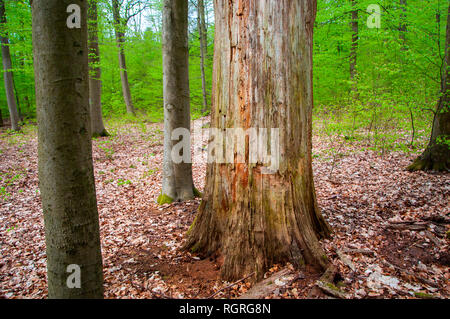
[407,146,449,172]
[92,129,110,138]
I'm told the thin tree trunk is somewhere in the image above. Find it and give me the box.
[408,3,450,172]
[32,0,103,298]
[0,108,3,126]
[185,0,331,281]
[112,0,135,115]
[158,0,196,204]
[197,0,208,113]
[88,0,108,137]
[0,0,20,131]
[349,0,358,91]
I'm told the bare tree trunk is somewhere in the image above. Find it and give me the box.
[0,0,20,131]
[185,0,331,281]
[197,0,209,113]
[158,0,196,204]
[408,3,450,172]
[32,0,103,298]
[88,0,108,137]
[349,0,358,91]
[112,0,135,115]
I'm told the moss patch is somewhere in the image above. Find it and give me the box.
[193,187,203,198]
[157,193,174,205]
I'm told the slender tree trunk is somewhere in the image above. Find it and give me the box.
[349,0,358,91]
[408,3,450,172]
[112,0,135,115]
[185,0,331,281]
[0,0,20,131]
[88,0,108,137]
[32,0,103,298]
[158,0,196,204]
[0,108,3,126]
[197,0,208,113]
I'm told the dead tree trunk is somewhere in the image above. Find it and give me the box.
[32,0,103,298]
[407,3,450,172]
[185,0,331,281]
[197,0,209,113]
[112,0,135,115]
[158,0,196,204]
[88,0,108,137]
[0,0,20,131]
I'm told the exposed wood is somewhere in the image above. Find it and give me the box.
[185,0,331,281]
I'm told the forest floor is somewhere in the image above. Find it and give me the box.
[0,117,448,299]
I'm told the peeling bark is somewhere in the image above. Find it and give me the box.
[185,0,331,281]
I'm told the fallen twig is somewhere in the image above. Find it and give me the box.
[208,272,256,299]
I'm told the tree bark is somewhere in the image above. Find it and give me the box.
[88,0,108,137]
[0,0,20,131]
[32,0,103,298]
[159,0,196,204]
[407,3,450,172]
[197,0,209,113]
[185,0,331,281]
[349,0,358,88]
[112,0,135,115]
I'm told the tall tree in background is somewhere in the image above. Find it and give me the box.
[185,0,331,280]
[158,0,196,204]
[0,0,20,131]
[32,0,103,298]
[408,3,450,172]
[197,0,208,113]
[89,0,108,137]
[112,0,136,115]
[349,0,358,92]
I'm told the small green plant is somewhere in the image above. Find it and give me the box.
[117,178,132,186]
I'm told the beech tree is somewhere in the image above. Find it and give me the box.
[185,0,331,280]
[0,0,20,131]
[32,0,103,298]
[158,0,197,205]
[349,0,358,88]
[197,0,208,113]
[111,0,136,115]
[407,3,450,172]
[88,0,108,137]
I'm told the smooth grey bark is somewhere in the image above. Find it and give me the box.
[88,0,108,137]
[0,0,20,131]
[197,0,208,113]
[112,0,135,115]
[159,0,195,204]
[32,0,103,298]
